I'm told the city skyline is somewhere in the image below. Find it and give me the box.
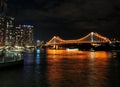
[0,15,34,47]
[4,0,120,41]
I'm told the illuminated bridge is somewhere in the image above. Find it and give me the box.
[46,32,111,46]
[45,32,112,50]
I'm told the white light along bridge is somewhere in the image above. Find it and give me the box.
[46,32,111,46]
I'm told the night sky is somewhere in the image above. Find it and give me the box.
[6,0,120,41]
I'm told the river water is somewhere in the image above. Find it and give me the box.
[0,50,120,87]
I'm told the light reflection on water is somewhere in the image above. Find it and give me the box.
[46,51,111,87]
[0,50,120,87]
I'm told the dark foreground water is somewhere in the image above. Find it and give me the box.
[0,51,120,87]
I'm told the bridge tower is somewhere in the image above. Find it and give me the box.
[90,32,94,42]
[53,36,58,49]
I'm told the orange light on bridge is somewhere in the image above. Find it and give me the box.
[46,32,111,46]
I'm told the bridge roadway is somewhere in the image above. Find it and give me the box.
[46,41,110,45]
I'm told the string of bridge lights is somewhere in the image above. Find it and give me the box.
[46,32,111,45]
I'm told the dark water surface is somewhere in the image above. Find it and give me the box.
[0,51,120,87]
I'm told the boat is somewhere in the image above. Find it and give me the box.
[0,49,24,68]
[90,48,95,52]
[66,48,79,51]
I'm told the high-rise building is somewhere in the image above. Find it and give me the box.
[0,0,15,47]
[0,16,15,46]
[0,17,5,46]
[0,1,34,49]
[0,0,7,16]
[0,1,34,48]
[15,25,34,47]
[5,16,15,46]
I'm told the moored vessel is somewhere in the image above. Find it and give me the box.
[0,49,24,68]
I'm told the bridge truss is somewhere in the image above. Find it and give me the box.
[46,32,111,46]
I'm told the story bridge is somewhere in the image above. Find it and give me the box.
[45,32,111,50]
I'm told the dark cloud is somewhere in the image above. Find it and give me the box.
[7,0,120,41]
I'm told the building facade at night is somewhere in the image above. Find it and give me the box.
[0,0,16,47]
[0,16,15,46]
[0,17,34,47]
[0,0,35,48]
[0,17,4,46]
[15,25,34,47]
